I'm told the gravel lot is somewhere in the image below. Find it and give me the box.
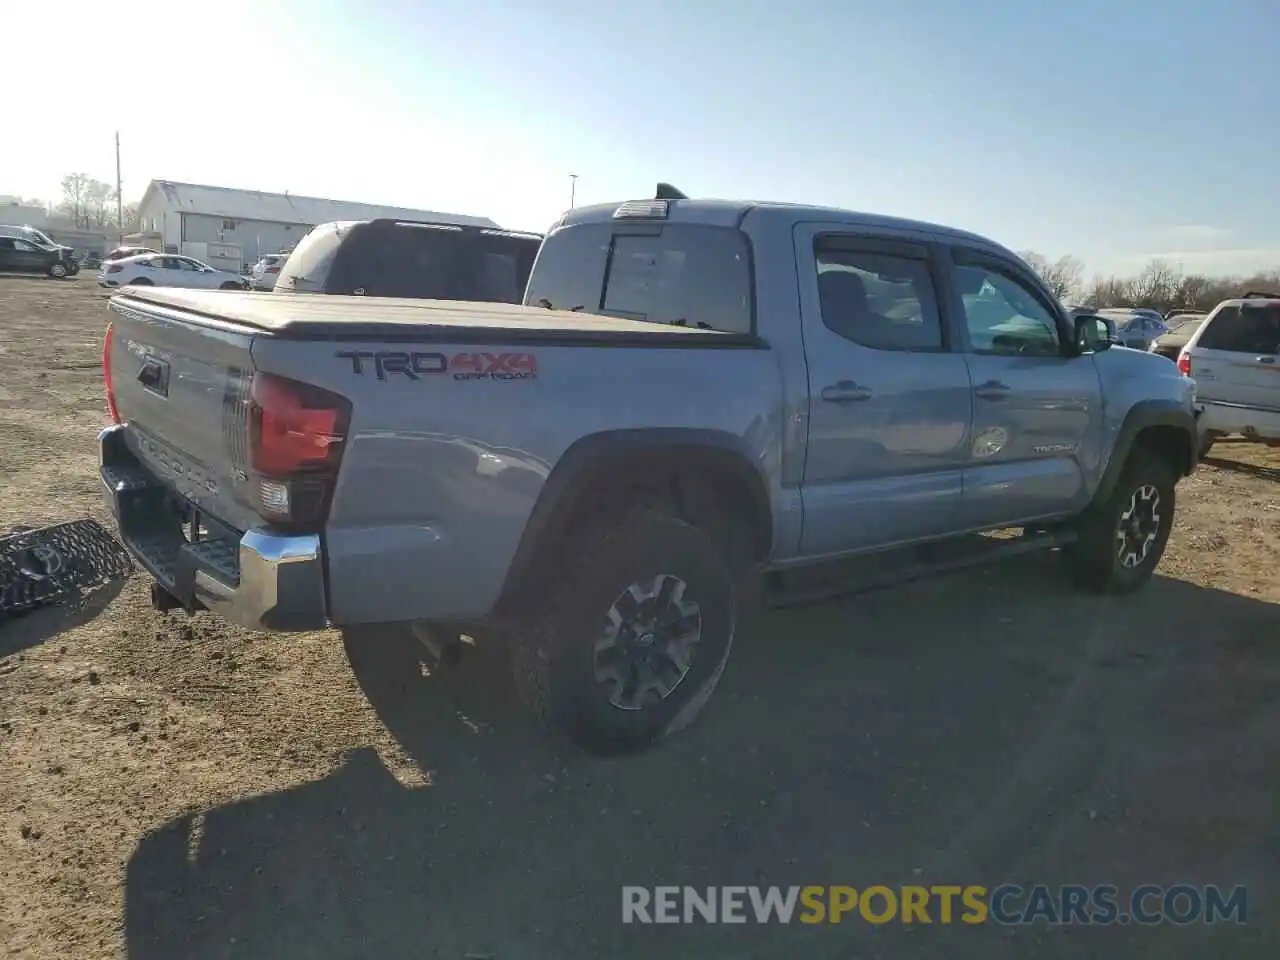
[1,275,1277,959]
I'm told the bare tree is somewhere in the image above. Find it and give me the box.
[1019,250,1084,302]
[117,202,141,235]
[86,180,117,228]
[1127,259,1179,311]
[58,173,95,228]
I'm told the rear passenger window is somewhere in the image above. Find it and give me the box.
[1197,305,1280,354]
[601,227,753,333]
[355,225,462,299]
[814,244,944,351]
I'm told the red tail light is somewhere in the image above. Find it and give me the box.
[266,266,280,274]
[103,322,121,423]
[1177,352,1191,377]
[247,372,350,527]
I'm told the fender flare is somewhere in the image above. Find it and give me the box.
[1096,399,1198,505]
[496,428,772,611]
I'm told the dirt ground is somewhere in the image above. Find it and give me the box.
[1,275,1277,959]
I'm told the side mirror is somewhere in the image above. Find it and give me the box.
[1074,314,1114,353]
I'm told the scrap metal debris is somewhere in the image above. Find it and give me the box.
[0,520,133,622]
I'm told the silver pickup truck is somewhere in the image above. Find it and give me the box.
[99,186,1199,752]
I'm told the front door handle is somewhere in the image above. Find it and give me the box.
[820,381,872,403]
[975,380,1011,400]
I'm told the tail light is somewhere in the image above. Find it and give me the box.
[1177,352,1191,377]
[246,371,351,529]
[103,322,120,423]
[266,266,280,274]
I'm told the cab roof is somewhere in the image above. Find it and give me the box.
[557,183,1011,255]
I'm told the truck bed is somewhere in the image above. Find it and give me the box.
[112,288,761,347]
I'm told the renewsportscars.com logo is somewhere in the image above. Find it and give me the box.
[622,884,1248,926]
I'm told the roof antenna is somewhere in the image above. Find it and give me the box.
[655,182,687,201]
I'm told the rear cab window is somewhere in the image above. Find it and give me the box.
[524,222,753,333]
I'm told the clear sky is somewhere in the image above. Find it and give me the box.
[6,0,1278,276]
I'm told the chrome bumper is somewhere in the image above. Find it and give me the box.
[98,423,328,631]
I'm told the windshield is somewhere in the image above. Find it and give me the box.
[21,227,56,248]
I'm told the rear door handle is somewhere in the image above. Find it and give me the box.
[820,381,872,403]
[975,380,1011,400]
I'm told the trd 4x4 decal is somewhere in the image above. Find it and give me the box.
[337,350,538,381]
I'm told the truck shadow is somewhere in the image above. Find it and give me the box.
[124,559,1280,960]
[1202,455,1280,484]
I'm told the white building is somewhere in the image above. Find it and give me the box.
[132,180,500,272]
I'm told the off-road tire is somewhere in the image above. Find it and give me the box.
[48,262,67,279]
[509,509,736,754]
[1065,448,1176,594]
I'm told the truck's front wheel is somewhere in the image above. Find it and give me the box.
[1066,449,1176,593]
[510,509,736,754]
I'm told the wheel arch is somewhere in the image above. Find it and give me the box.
[496,428,774,614]
[1097,399,1197,505]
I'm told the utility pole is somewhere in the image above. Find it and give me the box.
[569,173,578,209]
[115,131,124,243]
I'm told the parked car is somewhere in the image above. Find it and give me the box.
[0,235,78,278]
[1148,313,1210,361]
[1178,291,1280,457]
[0,225,80,276]
[104,245,159,262]
[0,224,58,247]
[97,185,1198,753]
[273,218,542,303]
[99,253,250,291]
[1097,309,1168,350]
[250,253,288,291]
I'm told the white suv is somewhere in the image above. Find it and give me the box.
[250,253,288,291]
[1179,291,1280,457]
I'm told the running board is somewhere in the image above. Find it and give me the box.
[762,527,1077,609]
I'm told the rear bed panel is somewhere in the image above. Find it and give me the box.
[250,335,781,625]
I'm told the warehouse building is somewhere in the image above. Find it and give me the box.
[130,180,500,272]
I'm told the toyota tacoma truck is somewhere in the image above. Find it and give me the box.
[98,185,1199,753]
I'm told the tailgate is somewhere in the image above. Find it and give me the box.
[107,296,261,532]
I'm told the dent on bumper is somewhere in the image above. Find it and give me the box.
[98,423,328,631]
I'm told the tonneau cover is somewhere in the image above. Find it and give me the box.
[111,288,754,345]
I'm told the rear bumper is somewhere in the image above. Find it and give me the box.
[98,423,328,631]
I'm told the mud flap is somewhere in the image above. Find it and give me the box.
[0,519,134,621]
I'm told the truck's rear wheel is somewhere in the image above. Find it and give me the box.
[509,509,736,754]
[1065,449,1176,594]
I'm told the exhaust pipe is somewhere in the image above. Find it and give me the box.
[411,622,463,667]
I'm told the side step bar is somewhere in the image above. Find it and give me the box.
[763,527,1077,609]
